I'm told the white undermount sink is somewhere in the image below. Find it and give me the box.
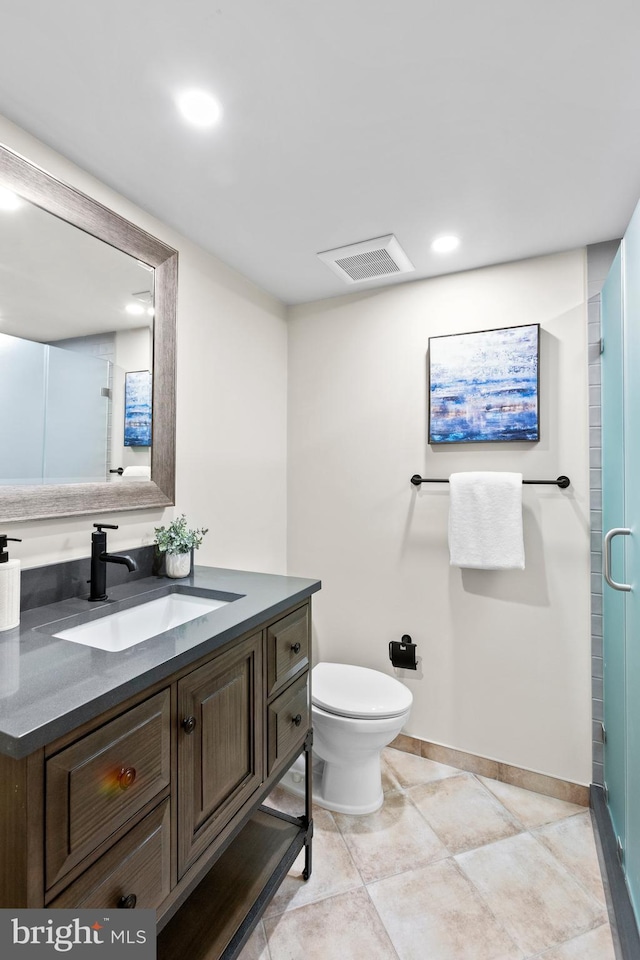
[54,593,230,652]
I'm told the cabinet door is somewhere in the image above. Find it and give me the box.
[177,632,263,876]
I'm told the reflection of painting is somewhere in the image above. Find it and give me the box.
[428,324,539,443]
[124,370,152,446]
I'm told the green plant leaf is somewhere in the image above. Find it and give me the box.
[154,514,208,555]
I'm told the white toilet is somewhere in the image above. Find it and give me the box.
[283,662,412,815]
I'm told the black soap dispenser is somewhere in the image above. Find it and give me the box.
[0,535,22,631]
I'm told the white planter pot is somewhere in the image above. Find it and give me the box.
[165,552,191,579]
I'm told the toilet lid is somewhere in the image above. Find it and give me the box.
[312,662,413,719]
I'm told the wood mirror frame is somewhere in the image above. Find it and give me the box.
[0,142,176,522]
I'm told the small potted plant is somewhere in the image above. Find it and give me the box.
[154,514,208,579]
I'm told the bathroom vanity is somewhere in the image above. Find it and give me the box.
[0,565,320,959]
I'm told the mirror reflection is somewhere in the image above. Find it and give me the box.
[0,191,154,485]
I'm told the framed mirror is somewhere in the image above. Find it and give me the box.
[0,142,176,522]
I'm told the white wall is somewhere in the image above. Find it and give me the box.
[288,250,592,784]
[0,116,288,574]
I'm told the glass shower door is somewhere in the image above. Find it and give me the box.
[602,245,627,858]
[602,201,640,923]
[622,205,640,919]
[43,345,110,484]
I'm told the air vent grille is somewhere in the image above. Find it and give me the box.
[318,234,414,284]
[335,248,400,281]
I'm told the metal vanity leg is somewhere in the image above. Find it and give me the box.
[303,727,313,881]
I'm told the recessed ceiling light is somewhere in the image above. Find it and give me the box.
[431,235,460,253]
[0,187,21,211]
[176,89,222,128]
[125,303,146,316]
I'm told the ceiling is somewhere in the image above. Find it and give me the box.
[0,195,154,342]
[0,0,639,305]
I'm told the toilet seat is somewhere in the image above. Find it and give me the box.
[312,662,412,720]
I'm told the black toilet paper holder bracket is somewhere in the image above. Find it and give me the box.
[389,634,417,670]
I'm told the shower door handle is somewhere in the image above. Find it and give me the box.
[604,528,632,592]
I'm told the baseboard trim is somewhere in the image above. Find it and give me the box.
[591,785,640,960]
[389,734,590,806]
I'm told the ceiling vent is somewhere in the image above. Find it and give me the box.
[318,234,414,284]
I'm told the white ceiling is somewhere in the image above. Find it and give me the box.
[0,197,154,341]
[0,0,639,305]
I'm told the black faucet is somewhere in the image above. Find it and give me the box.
[89,523,138,601]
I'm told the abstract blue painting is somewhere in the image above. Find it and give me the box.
[124,370,152,446]
[428,324,539,443]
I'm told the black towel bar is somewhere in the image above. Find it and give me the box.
[410,474,570,489]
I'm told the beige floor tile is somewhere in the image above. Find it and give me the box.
[333,788,449,883]
[264,782,335,822]
[408,773,522,854]
[263,785,307,817]
[478,776,585,829]
[535,923,616,960]
[236,921,271,960]
[381,753,403,795]
[383,746,460,788]
[532,812,607,906]
[263,806,362,918]
[368,858,523,960]
[456,832,607,955]
[264,888,398,960]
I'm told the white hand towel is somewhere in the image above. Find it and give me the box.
[448,471,525,570]
[122,465,151,481]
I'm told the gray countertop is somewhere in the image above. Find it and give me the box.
[0,565,321,759]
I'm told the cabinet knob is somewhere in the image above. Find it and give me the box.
[292,713,302,727]
[117,767,137,790]
[291,642,301,654]
[117,894,137,909]
[182,715,197,734]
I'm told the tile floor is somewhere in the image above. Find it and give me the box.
[238,748,617,960]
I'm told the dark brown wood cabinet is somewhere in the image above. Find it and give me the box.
[267,671,309,776]
[46,688,172,888]
[266,603,309,697]
[50,799,172,910]
[0,599,313,960]
[177,631,263,875]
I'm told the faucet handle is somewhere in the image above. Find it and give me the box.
[93,523,119,532]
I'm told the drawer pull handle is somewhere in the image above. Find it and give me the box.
[117,767,137,790]
[182,715,197,734]
[291,642,301,654]
[292,713,303,727]
[117,894,137,909]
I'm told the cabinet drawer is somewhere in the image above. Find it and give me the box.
[50,799,171,910]
[267,672,309,776]
[266,604,309,697]
[46,689,171,888]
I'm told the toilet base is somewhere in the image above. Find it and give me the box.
[280,756,384,816]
